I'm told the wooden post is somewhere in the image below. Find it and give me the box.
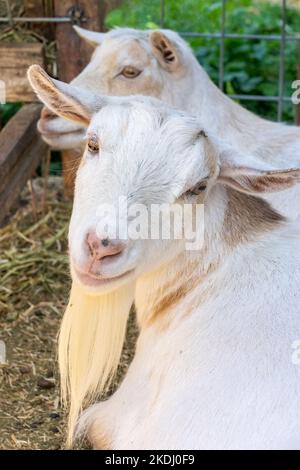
[54,0,104,196]
[24,1,55,42]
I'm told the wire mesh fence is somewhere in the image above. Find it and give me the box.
[160,0,300,122]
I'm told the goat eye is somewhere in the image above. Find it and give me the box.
[87,138,99,154]
[121,66,141,78]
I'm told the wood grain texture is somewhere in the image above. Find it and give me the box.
[54,0,103,82]
[0,104,42,187]
[0,43,45,102]
[0,104,46,223]
[0,136,47,225]
[24,0,55,41]
[54,0,104,194]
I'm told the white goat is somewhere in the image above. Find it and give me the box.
[29,65,300,450]
[38,26,300,220]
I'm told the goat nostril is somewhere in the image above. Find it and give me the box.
[101,238,109,247]
[91,241,99,250]
[86,233,124,264]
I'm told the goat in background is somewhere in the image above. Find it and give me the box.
[38,26,300,220]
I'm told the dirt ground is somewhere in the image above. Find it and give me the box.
[0,177,137,450]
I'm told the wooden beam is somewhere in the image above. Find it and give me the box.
[24,0,55,42]
[54,0,103,82]
[54,0,104,195]
[0,136,47,225]
[0,104,47,224]
[0,43,45,102]
[0,104,42,191]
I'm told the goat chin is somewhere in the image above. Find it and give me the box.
[58,280,135,448]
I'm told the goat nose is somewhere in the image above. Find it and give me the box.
[86,232,124,261]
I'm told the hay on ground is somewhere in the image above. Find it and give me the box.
[0,177,137,449]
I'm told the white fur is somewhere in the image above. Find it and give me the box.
[83,226,300,450]
[28,66,300,449]
[68,98,300,450]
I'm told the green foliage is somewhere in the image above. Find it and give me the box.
[106,0,300,122]
[0,102,22,127]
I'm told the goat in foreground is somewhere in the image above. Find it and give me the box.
[28,65,300,449]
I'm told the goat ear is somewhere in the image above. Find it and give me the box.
[149,31,180,71]
[219,155,300,194]
[73,25,105,47]
[27,65,103,125]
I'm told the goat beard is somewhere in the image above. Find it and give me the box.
[58,280,135,448]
